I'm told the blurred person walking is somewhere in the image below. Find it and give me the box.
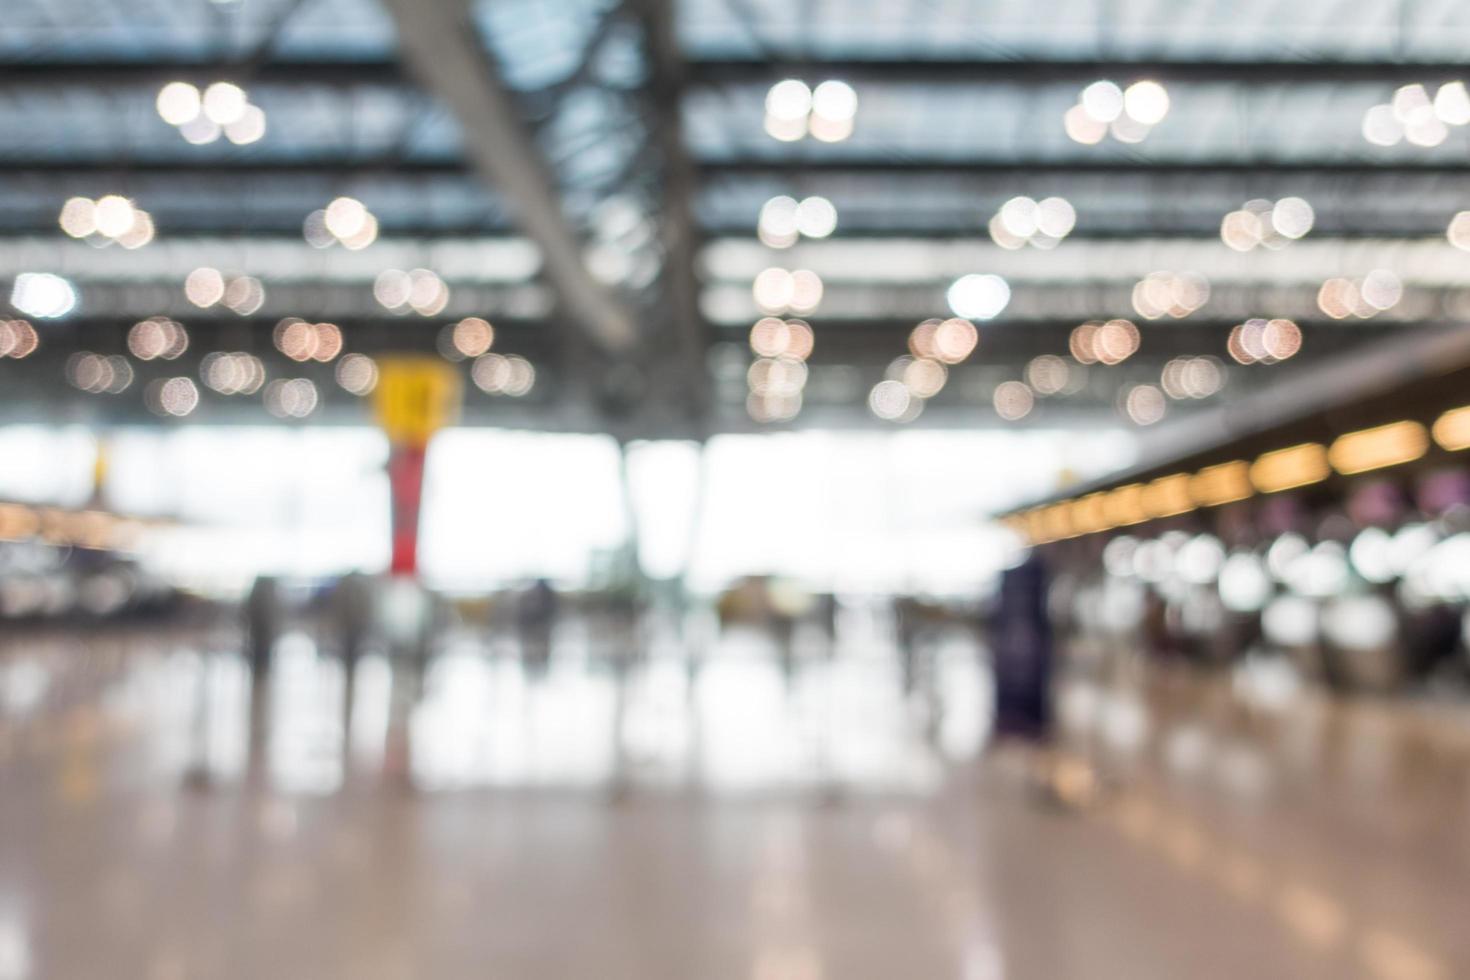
[517,578,559,676]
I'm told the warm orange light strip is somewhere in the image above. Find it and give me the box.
[0,503,41,541]
[1103,483,1147,526]
[1327,420,1428,475]
[1141,473,1195,518]
[1015,413,1444,545]
[1432,405,1470,452]
[1041,503,1074,541]
[1189,460,1253,506]
[1070,492,1111,534]
[1250,443,1330,493]
[0,504,140,550]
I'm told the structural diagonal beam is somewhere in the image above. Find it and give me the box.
[379,0,637,352]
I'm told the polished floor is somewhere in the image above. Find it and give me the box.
[0,613,1467,979]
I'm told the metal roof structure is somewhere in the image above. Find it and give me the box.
[3,0,1470,436]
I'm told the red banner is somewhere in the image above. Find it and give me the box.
[388,444,427,577]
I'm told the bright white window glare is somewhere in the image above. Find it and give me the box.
[0,426,99,504]
[11,272,77,318]
[419,430,628,589]
[946,273,1010,320]
[625,440,703,580]
[108,427,391,594]
[689,431,1101,596]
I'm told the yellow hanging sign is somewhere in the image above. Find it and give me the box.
[373,357,461,444]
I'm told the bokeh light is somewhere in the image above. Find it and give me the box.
[946,274,1010,320]
[452,317,495,358]
[202,82,248,125]
[1026,354,1071,395]
[184,267,226,308]
[1131,271,1210,319]
[10,273,77,318]
[0,320,39,359]
[1228,318,1301,364]
[868,379,913,421]
[1123,384,1167,425]
[335,353,379,396]
[264,378,319,419]
[147,376,200,417]
[1123,80,1170,125]
[127,317,188,360]
[1160,356,1225,399]
[993,380,1034,421]
[156,81,201,125]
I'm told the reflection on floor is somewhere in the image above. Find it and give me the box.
[0,616,1467,979]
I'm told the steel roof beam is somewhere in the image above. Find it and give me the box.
[1,158,1466,179]
[5,56,1470,87]
[377,0,637,352]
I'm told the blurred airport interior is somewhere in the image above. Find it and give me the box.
[4,1,1470,977]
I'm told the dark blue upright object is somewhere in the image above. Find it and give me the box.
[990,552,1053,741]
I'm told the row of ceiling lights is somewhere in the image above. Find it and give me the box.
[867,317,979,422]
[746,317,814,423]
[1064,79,1171,144]
[763,80,858,143]
[156,81,266,146]
[736,130,1400,426]
[58,196,156,249]
[1362,82,1470,147]
[58,295,533,411]
[65,346,531,417]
